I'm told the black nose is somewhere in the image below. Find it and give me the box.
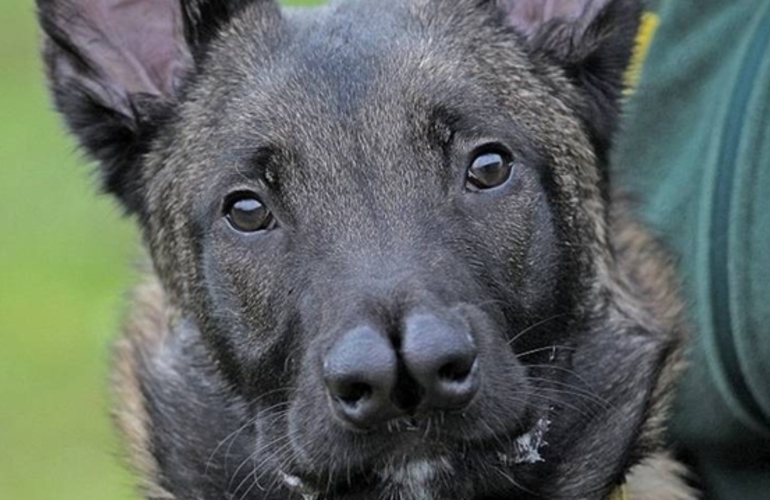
[401,313,479,410]
[323,325,400,428]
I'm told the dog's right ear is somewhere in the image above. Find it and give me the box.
[493,0,642,159]
[37,0,266,213]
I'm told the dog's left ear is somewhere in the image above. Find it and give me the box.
[496,0,642,155]
[37,0,267,214]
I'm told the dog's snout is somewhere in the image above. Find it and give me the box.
[402,313,480,411]
[323,313,480,429]
[323,325,401,427]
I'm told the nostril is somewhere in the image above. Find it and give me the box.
[438,357,475,383]
[322,325,400,427]
[402,313,480,411]
[335,382,372,407]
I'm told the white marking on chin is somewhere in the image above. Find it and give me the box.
[380,457,453,500]
[279,471,317,500]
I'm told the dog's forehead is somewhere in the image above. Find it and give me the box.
[190,0,517,150]
[288,0,411,64]
[276,3,426,123]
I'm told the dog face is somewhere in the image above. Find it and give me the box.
[40,1,684,499]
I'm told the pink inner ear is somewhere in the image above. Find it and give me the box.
[72,0,191,98]
[497,0,607,36]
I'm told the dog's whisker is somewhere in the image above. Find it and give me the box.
[221,406,294,477]
[238,438,296,497]
[524,376,618,413]
[507,313,570,346]
[533,386,614,414]
[230,455,258,498]
[526,363,602,394]
[205,418,256,476]
[492,465,535,496]
[519,391,598,420]
[262,455,301,499]
[252,387,294,405]
[234,469,263,500]
[205,399,292,477]
[264,455,296,499]
[423,415,432,440]
[228,431,291,492]
[516,344,577,359]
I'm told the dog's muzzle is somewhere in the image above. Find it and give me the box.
[323,313,480,429]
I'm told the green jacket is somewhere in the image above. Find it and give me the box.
[614,0,770,497]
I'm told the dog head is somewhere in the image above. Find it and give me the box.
[40,1,682,499]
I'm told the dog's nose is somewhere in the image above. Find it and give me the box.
[402,313,479,410]
[323,325,400,428]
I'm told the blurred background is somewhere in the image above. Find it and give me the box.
[0,1,322,498]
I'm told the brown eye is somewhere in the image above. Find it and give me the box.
[466,151,515,191]
[225,195,275,233]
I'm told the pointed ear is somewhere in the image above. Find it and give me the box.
[37,0,263,213]
[182,0,258,49]
[497,0,642,156]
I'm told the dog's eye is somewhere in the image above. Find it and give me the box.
[225,195,275,233]
[466,151,515,191]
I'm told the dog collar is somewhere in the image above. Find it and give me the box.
[609,484,629,500]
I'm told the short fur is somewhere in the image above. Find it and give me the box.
[39,0,697,499]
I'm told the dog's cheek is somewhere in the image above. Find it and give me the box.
[197,231,303,395]
[454,303,538,437]
[464,168,562,325]
[518,194,563,310]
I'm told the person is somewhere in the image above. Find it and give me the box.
[613,0,770,498]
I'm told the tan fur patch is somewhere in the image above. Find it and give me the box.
[626,453,699,500]
[609,211,689,456]
[112,278,176,499]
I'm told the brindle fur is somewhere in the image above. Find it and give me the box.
[39,0,697,499]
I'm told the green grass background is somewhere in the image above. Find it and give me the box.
[0,1,322,498]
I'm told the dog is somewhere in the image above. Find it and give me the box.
[38,0,697,498]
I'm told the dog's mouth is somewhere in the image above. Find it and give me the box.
[279,417,551,499]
